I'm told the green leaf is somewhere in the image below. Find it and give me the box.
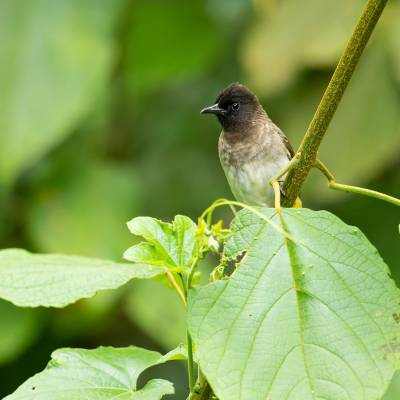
[384,371,400,400]
[0,0,123,185]
[4,345,185,399]
[125,215,197,270]
[0,249,163,307]
[188,208,400,400]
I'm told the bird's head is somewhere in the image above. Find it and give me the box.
[201,83,263,132]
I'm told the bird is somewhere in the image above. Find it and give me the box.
[201,82,300,208]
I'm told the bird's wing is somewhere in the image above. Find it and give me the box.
[276,127,295,159]
[271,124,295,197]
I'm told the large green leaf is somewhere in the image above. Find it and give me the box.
[0,249,162,307]
[384,371,400,400]
[188,208,400,400]
[0,0,122,184]
[124,215,197,271]
[4,346,185,399]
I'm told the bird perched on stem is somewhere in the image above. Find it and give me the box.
[201,82,301,209]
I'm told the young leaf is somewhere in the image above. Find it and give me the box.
[0,249,163,308]
[188,208,400,400]
[125,215,197,270]
[4,345,186,399]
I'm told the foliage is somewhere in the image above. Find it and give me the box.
[4,346,186,400]
[0,249,161,307]
[1,205,400,399]
[0,0,399,399]
[189,208,399,399]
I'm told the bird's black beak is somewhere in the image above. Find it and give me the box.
[200,103,225,116]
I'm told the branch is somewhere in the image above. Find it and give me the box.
[281,0,388,207]
[315,159,400,207]
[188,371,214,400]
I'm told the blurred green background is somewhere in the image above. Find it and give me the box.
[0,0,399,398]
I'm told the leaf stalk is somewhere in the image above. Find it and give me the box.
[314,159,400,207]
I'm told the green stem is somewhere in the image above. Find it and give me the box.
[187,257,199,290]
[282,0,388,206]
[164,268,186,305]
[201,199,298,243]
[187,331,196,392]
[188,372,213,400]
[183,258,200,394]
[315,159,400,207]
[270,152,301,185]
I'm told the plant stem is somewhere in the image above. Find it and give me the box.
[188,371,213,400]
[184,258,199,394]
[187,257,199,290]
[187,331,196,392]
[164,268,186,305]
[314,159,400,207]
[281,0,388,206]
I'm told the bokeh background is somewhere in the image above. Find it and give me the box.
[0,0,399,398]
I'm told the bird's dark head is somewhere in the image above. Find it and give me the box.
[201,83,263,132]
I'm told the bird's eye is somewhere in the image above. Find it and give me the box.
[231,102,240,111]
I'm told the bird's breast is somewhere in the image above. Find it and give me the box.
[218,131,289,206]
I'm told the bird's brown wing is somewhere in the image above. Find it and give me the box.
[272,126,295,197]
[276,128,295,159]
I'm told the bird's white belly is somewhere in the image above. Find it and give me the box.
[223,159,285,207]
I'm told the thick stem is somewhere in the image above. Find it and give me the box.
[282,0,388,206]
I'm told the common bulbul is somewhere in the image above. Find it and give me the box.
[201,83,296,207]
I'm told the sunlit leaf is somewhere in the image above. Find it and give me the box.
[4,345,185,399]
[0,249,162,307]
[188,208,400,400]
[124,215,197,270]
[383,371,400,400]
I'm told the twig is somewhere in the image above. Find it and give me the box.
[281,0,388,206]
[314,159,400,207]
[164,268,186,305]
[270,152,301,210]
